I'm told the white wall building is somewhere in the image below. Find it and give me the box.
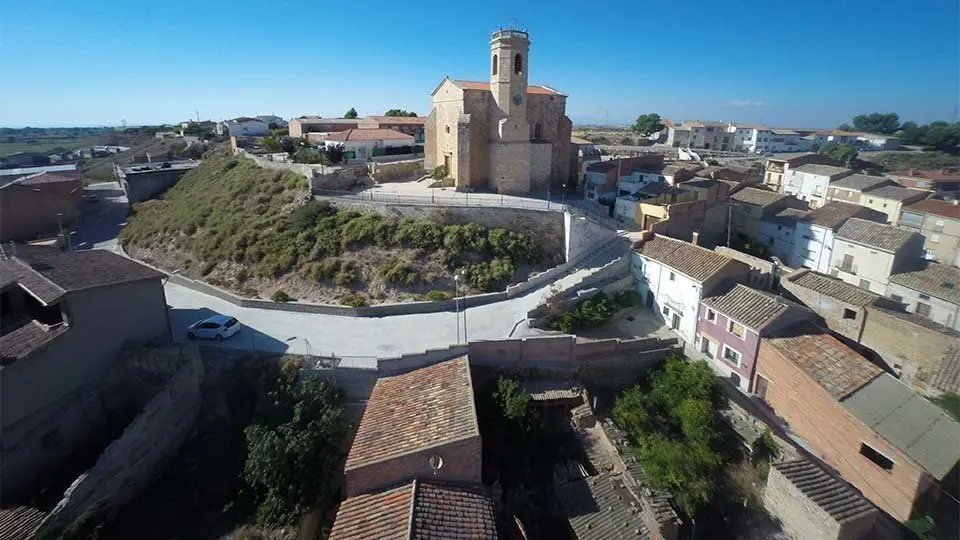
[784,163,853,209]
[323,128,415,160]
[218,118,269,137]
[829,218,924,295]
[631,235,750,344]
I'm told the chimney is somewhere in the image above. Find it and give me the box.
[691,231,700,246]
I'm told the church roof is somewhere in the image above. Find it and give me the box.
[432,77,565,97]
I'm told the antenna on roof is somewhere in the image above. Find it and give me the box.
[428,454,443,475]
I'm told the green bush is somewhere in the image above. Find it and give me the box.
[425,290,449,302]
[271,290,294,302]
[461,258,514,292]
[377,260,419,285]
[551,293,617,333]
[341,294,367,307]
[431,164,448,180]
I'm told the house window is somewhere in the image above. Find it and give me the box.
[755,375,769,401]
[890,294,903,303]
[843,308,857,320]
[859,443,894,471]
[917,302,932,317]
[728,320,746,339]
[662,305,670,316]
[706,308,716,322]
[513,53,523,74]
[492,54,498,75]
[700,336,717,359]
[859,278,871,290]
[722,345,742,367]
[534,122,542,139]
[669,272,676,281]
[919,293,931,300]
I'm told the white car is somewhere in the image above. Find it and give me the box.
[186,315,241,341]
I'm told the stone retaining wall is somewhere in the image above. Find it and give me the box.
[37,349,203,536]
[368,159,424,183]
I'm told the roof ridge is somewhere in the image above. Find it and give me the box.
[406,478,418,540]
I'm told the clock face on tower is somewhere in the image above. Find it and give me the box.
[513,94,523,106]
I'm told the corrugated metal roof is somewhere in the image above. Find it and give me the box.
[841,374,960,479]
[634,235,738,283]
[771,460,877,523]
[702,283,791,331]
[836,218,920,252]
[557,473,651,540]
[786,269,879,307]
[889,262,960,304]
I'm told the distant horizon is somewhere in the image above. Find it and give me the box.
[2,0,957,128]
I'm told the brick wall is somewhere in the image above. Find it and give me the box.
[345,436,482,496]
[756,341,931,521]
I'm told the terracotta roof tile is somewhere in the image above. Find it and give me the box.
[861,185,929,202]
[325,128,414,142]
[890,169,960,182]
[453,80,563,95]
[836,218,920,252]
[366,116,426,125]
[903,199,960,220]
[329,482,413,540]
[702,283,793,331]
[785,269,879,306]
[634,235,740,283]
[771,460,877,523]
[0,506,45,540]
[557,473,651,540]
[802,201,882,230]
[889,262,960,304]
[344,357,479,471]
[330,480,498,540]
[730,187,788,208]
[763,322,883,399]
[828,174,894,192]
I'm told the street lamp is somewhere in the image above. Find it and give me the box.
[459,271,468,343]
[454,274,461,343]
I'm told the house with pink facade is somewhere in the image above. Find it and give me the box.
[695,283,812,392]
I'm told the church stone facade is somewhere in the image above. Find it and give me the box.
[424,29,572,194]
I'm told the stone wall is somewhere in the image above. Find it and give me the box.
[239,151,316,178]
[565,212,618,261]
[368,159,424,183]
[310,164,369,191]
[530,141,553,192]
[37,349,204,536]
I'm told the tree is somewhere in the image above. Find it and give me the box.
[820,141,858,165]
[921,122,960,152]
[343,107,358,119]
[612,355,725,516]
[837,123,854,132]
[897,121,923,145]
[324,144,345,164]
[243,372,347,525]
[851,112,900,134]
[384,109,417,117]
[280,137,296,154]
[632,113,664,135]
[263,137,281,152]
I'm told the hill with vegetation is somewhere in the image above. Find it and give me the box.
[121,154,554,305]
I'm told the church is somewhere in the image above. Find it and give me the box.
[424,29,572,194]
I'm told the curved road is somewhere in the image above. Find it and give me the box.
[76,182,628,366]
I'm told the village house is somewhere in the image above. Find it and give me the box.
[763,152,843,193]
[584,155,663,205]
[784,163,854,209]
[729,187,808,243]
[779,268,960,397]
[756,207,809,262]
[1,246,170,497]
[322,128,416,161]
[359,115,426,143]
[695,283,812,392]
[898,199,960,265]
[887,262,960,331]
[791,202,886,273]
[755,323,960,522]
[887,169,960,195]
[631,234,751,344]
[0,171,84,242]
[855,185,930,225]
[829,218,924,294]
[216,117,269,137]
[288,117,360,137]
[824,173,896,205]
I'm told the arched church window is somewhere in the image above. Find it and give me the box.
[492,54,498,75]
[534,122,542,139]
[513,54,522,75]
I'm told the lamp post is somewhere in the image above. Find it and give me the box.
[459,270,468,343]
[454,274,461,343]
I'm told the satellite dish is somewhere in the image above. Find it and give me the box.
[428,455,443,475]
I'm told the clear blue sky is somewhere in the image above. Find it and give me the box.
[1,0,957,128]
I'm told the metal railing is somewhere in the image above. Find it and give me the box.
[313,188,569,212]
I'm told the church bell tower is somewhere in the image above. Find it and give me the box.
[490,29,530,142]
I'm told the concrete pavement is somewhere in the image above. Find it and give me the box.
[165,237,628,365]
